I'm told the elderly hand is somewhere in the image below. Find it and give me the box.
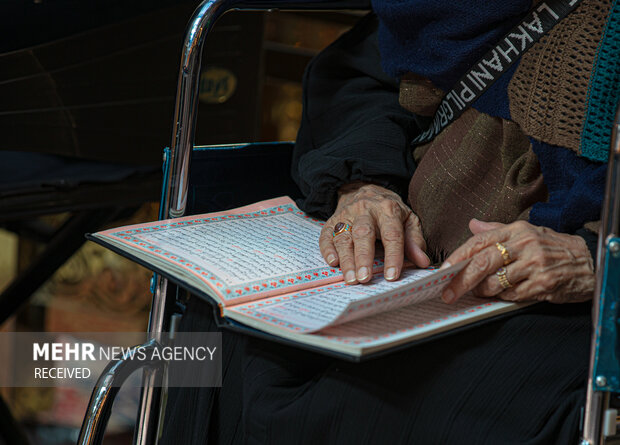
[441,219,595,304]
[320,182,430,284]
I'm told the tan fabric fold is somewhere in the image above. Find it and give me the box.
[399,73,444,117]
[406,108,547,261]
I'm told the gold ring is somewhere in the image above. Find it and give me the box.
[495,242,511,266]
[333,222,352,237]
[496,267,512,289]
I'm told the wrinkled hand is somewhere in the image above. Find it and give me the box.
[320,182,430,284]
[441,219,595,304]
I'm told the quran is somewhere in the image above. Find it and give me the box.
[88,197,528,359]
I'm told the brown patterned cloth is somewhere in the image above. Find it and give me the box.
[509,0,612,153]
[400,76,547,261]
[400,0,610,261]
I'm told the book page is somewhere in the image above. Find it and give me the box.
[314,295,521,349]
[331,262,466,326]
[139,212,326,282]
[227,262,467,333]
[227,291,527,357]
[95,197,382,305]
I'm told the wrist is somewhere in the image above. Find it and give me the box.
[337,182,404,208]
[337,181,372,198]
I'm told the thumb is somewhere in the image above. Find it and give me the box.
[469,218,504,234]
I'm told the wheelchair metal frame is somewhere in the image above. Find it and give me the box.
[78,2,371,445]
[582,105,620,445]
[78,1,620,444]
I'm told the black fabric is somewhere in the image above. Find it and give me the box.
[292,14,422,220]
[162,297,591,444]
[162,299,247,445]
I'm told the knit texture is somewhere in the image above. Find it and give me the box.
[581,0,620,162]
[371,0,532,91]
[509,0,612,156]
[529,139,608,232]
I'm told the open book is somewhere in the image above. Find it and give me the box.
[88,197,529,359]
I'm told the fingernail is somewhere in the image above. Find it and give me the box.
[442,289,455,304]
[345,270,357,284]
[327,254,337,265]
[439,261,452,270]
[357,267,369,281]
[385,267,397,280]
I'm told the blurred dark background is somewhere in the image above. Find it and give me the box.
[0,2,361,444]
[0,0,359,164]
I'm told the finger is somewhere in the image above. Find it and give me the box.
[332,226,357,284]
[469,219,505,235]
[497,279,589,304]
[376,215,405,281]
[404,213,431,268]
[442,244,505,303]
[444,226,510,266]
[494,279,540,302]
[495,267,565,303]
[319,222,340,267]
[472,261,528,297]
[351,214,377,283]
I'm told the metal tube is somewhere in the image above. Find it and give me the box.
[133,277,169,445]
[162,0,371,220]
[582,102,620,445]
[137,2,372,445]
[79,340,163,445]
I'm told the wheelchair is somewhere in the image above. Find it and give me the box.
[77,1,620,444]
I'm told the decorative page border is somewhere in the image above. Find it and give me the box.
[334,271,454,325]
[235,298,502,342]
[317,301,500,346]
[108,204,383,301]
[234,283,349,333]
[234,270,455,334]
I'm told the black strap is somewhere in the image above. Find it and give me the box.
[411,0,583,146]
